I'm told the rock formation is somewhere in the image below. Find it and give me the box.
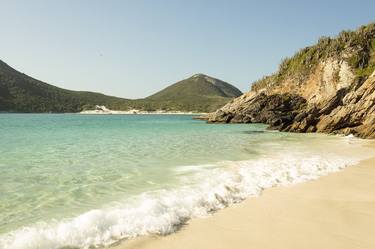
[207,23,375,138]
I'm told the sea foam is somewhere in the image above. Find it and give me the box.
[0,141,372,249]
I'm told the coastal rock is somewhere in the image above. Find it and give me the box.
[208,93,306,130]
[315,72,375,138]
[209,71,375,138]
[207,23,375,138]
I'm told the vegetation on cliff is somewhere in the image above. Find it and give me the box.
[252,23,375,92]
[209,22,375,138]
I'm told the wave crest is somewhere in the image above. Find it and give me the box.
[0,148,370,249]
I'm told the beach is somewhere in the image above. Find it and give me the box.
[1,114,374,249]
[117,142,375,249]
[1,3,375,249]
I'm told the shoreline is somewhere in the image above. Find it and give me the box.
[79,106,207,115]
[78,111,205,115]
[0,112,205,115]
[114,141,375,249]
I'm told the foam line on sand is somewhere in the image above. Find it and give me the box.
[116,142,375,249]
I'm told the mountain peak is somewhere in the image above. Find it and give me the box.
[147,74,242,101]
[191,73,210,79]
[191,73,215,83]
[190,73,231,87]
[192,73,206,77]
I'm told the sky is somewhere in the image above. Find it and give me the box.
[1,0,374,99]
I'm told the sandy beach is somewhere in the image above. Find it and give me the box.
[115,141,375,249]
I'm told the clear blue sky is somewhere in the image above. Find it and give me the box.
[1,0,374,98]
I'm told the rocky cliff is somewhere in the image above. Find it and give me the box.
[207,23,375,138]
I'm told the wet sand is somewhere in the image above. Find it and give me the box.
[115,142,375,249]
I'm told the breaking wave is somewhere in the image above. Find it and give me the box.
[0,142,372,249]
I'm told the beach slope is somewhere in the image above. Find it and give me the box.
[117,143,375,249]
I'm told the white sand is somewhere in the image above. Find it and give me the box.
[115,143,375,249]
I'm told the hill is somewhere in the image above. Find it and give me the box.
[148,74,242,100]
[0,61,241,113]
[144,74,242,111]
[207,22,375,138]
[0,60,131,112]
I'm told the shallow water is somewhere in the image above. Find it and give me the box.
[0,114,373,249]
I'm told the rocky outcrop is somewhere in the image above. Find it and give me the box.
[210,93,306,129]
[207,23,375,138]
[313,71,375,137]
[208,71,375,138]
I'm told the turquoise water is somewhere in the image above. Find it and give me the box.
[0,114,262,231]
[0,114,372,249]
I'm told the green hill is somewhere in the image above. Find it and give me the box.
[0,61,241,113]
[148,74,242,100]
[0,60,131,112]
[144,74,242,111]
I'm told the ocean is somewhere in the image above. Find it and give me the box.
[0,114,372,249]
